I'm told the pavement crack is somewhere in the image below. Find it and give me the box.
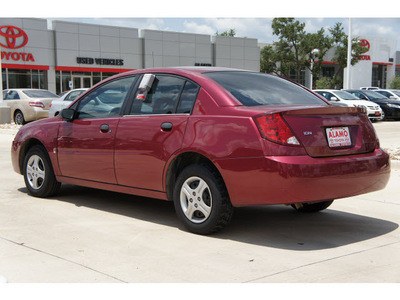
[243,240,400,283]
[0,236,127,283]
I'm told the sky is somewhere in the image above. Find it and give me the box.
[46,17,400,49]
[5,0,400,49]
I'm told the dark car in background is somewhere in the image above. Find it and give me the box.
[11,68,391,234]
[344,89,400,120]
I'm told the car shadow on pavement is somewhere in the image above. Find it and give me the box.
[18,184,399,251]
[217,205,399,250]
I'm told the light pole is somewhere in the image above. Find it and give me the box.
[345,18,352,89]
[309,49,319,90]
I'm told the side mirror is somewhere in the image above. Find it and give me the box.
[61,108,75,122]
[390,96,397,99]
[136,74,156,101]
[330,97,338,101]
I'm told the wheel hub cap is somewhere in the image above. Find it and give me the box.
[180,176,212,224]
[26,154,45,190]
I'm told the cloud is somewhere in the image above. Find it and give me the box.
[182,18,274,43]
[183,21,216,35]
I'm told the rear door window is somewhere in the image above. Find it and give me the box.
[130,75,199,115]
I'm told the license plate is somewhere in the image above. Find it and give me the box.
[326,127,352,148]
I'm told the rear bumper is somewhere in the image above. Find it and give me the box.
[23,108,49,122]
[368,112,384,120]
[216,149,390,207]
[383,107,400,119]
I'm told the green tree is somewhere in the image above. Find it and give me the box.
[270,18,332,87]
[216,29,236,37]
[271,18,306,80]
[302,28,332,87]
[389,76,400,89]
[329,22,368,86]
[260,45,278,74]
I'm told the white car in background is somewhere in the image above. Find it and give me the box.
[374,89,400,100]
[49,88,88,117]
[360,87,380,90]
[314,89,384,121]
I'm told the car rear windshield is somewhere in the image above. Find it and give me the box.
[22,90,58,98]
[204,71,326,106]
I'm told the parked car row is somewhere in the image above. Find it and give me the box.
[314,88,400,121]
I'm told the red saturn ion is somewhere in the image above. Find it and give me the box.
[11,68,390,234]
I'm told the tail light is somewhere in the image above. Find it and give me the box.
[254,113,300,146]
[29,102,45,108]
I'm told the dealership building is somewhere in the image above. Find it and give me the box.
[0,18,260,95]
[1,18,400,95]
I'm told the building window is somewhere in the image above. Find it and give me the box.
[288,67,306,86]
[1,69,47,90]
[395,66,400,77]
[56,71,120,95]
[322,66,335,78]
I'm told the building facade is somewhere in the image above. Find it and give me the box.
[1,18,260,95]
[2,18,400,94]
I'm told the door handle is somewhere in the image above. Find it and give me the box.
[161,122,173,132]
[100,124,110,133]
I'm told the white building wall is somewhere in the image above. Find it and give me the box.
[213,36,260,71]
[346,36,397,89]
[52,20,142,70]
[141,30,213,68]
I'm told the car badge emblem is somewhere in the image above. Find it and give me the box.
[303,131,313,136]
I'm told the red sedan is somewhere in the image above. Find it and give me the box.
[11,67,391,234]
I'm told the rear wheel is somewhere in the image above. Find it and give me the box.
[23,145,61,197]
[291,200,334,213]
[173,164,233,235]
[14,110,25,125]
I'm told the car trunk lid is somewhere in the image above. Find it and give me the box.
[30,98,57,110]
[281,106,378,157]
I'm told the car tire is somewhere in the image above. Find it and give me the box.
[23,145,61,198]
[14,110,25,125]
[173,164,234,235]
[291,200,334,213]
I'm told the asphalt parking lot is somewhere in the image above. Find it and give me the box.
[0,121,399,285]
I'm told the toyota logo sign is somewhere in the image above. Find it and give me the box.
[359,39,370,50]
[0,25,29,49]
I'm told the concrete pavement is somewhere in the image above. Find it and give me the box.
[0,121,399,284]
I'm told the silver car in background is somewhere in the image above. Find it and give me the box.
[49,88,88,117]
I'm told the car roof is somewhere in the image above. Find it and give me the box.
[120,67,249,78]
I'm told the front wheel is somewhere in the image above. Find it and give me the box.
[173,164,233,235]
[23,145,61,197]
[291,200,334,213]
